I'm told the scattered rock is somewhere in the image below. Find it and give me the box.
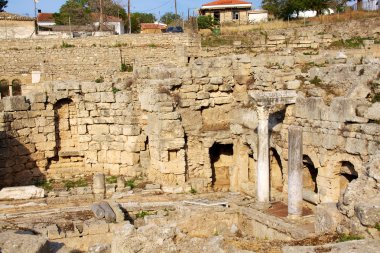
[0,230,49,253]
[0,186,44,200]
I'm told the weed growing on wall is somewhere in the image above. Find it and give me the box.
[95,76,104,83]
[61,41,75,48]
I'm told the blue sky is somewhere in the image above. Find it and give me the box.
[7,0,263,18]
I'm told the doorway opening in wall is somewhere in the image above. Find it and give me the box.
[303,155,318,193]
[339,161,358,196]
[214,11,220,22]
[270,148,283,193]
[209,143,233,192]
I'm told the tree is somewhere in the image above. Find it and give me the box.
[129,12,156,33]
[54,0,126,26]
[263,0,333,19]
[0,0,8,12]
[160,12,181,25]
[262,0,283,18]
[54,0,92,25]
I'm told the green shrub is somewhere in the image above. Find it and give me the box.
[112,87,121,94]
[197,15,217,30]
[338,234,364,242]
[120,63,127,72]
[375,223,380,231]
[136,210,149,218]
[61,41,75,48]
[125,179,136,189]
[95,76,104,83]
[106,176,118,184]
[64,178,88,190]
[310,76,323,86]
[148,43,157,48]
[35,179,53,191]
[372,93,380,103]
[190,187,197,194]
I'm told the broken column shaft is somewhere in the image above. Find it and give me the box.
[257,106,270,203]
[288,126,303,218]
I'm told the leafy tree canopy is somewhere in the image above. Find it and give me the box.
[262,0,340,19]
[159,12,181,25]
[54,0,126,26]
[0,0,8,12]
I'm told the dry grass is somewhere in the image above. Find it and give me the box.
[203,10,380,36]
[308,10,380,24]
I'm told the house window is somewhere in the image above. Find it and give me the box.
[232,10,239,20]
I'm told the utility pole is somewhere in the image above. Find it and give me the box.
[128,0,131,34]
[175,0,177,16]
[34,0,39,35]
[99,0,104,31]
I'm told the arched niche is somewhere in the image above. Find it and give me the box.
[270,148,284,193]
[303,155,318,193]
[0,79,10,98]
[11,79,22,96]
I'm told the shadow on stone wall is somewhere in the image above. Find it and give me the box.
[0,113,45,188]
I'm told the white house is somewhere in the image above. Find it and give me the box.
[248,10,268,23]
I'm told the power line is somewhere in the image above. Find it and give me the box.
[136,0,172,13]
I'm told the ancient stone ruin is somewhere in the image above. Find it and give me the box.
[0,17,379,253]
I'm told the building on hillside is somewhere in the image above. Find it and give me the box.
[248,10,268,23]
[37,12,124,35]
[0,12,35,39]
[140,23,167,34]
[199,0,252,24]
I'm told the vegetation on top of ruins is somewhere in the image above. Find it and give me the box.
[125,179,136,189]
[310,76,323,86]
[61,41,75,48]
[105,175,118,184]
[337,234,364,242]
[190,187,197,194]
[35,179,54,192]
[63,178,88,190]
[328,37,375,49]
[95,76,104,83]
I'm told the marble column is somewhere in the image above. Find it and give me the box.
[288,126,303,218]
[257,106,270,203]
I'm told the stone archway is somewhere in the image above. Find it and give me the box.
[303,155,318,193]
[338,161,358,197]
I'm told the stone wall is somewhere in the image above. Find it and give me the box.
[0,20,35,39]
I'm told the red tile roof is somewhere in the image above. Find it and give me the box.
[38,13,54,22]
[202,0,252,6]
[141,23,167,30]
